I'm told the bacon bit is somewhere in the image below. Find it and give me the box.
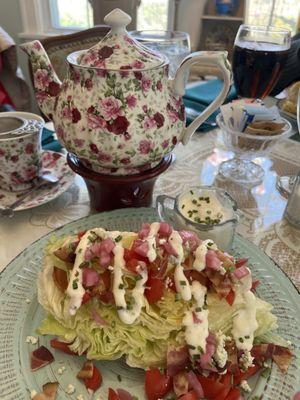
[77,360,94,379]
[54,242,77,263]
[233,266,249,280]
[162,241,178,257]
[225,340,239,373]
[82,268,100,287]
[198,333,216,371]
[192,311,202,324]
[42,382,59,399]
[132,240,149,258]
[206,250,222,270]
[179,231,201,251]
[159,222,172,237]
[173,371,189,397]
[167,346,189,377]
[138,223,151,239]
[32,382,59,400]
[30,346,54,371]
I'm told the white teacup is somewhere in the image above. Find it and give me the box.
[0,112,45,192]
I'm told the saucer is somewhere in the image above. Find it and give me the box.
[0,150,75,211]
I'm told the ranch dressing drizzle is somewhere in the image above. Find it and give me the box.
[145,222,160,262]
[183,281,209,356]
[171,230,191,301]
[193,239,215,271]
[232,268,258,351]
[67,228,107,315]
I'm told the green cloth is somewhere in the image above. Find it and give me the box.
[42,127,63,152]
[183,79,237,132]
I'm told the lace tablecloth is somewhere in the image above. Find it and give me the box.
[1,129,299,289]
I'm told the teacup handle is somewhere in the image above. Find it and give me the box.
[173,51,232,145]
[156,194,176,222]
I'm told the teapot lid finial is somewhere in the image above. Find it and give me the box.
[104,8,131,34]
[71,8,166,70]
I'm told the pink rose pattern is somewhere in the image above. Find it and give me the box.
[0,133,41,191]
[25,39,185,174]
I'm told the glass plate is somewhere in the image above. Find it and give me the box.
[0,208,299,399]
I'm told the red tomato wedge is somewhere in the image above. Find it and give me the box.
[224,387,242,400]
[82,291,91,304]
[84,364,102,392]
[126,258,142,274]
[225,289,235,306]
[145,368,172,400]
[52,267,68,292]
[179,391,198,400]
[77,230,86,240]
[197,375,231,400]
[124,247,149,264]
[144,274,165,304]
[233,364,261,386]
[50,339,76,355]
[109,388,120,400]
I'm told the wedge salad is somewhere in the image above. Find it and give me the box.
[37,222,293,400]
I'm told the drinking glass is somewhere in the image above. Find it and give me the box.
[232,25,291,99]
[131,30,191,78]
[276,89,300,197]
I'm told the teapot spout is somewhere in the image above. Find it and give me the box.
[20,40,62,120]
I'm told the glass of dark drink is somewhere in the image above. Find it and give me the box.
[232,25,291,99]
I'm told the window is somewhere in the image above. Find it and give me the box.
[248,0,299,34]
[137,0,171,31]
[49,0,93,30]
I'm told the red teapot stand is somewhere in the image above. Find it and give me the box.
[67,153,173,212]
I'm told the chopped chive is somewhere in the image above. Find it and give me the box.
[197,346,204,354]
[180,280,187,286]
[207,242,214,247]
[127,304,133,310]
[192,199,197,204]
[117,306,123,310]
[239,337,244,343]
[117,374,122,382]
[190,190,194,195]
[72,281,78,290]
[207,210,211,215]
[115,235,122,242]
[175,293,181,301]
[195,307,202,312]
[188,344,196,350]
[135,274,143,281]
[78,248,82,253]
[119,283,124,289]
[245,335,250,339]
[181,204,185,209]
[75,271,79,277]
[106,336,110,343]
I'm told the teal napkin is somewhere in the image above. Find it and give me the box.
[42,127,63,152]
[184,79,237,131]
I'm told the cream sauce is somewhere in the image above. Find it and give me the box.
[145,222,160,262]
[183,281,209,356]
[193,239,214,271]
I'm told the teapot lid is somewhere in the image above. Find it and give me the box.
[74,9,166,70]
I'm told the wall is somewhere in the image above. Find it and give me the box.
[0,0,37,112]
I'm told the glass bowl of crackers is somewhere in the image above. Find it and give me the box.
[216,103,292,186]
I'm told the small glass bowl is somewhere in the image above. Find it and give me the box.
[156,186,239,250]
[216,113,292,186]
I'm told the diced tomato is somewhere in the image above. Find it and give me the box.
[126,258,141,274]
[224,387,242,400]
[225,289,235,306]
[52,267,68,292]
[145,273,165,304]
[125,246,149,264]
[233,364,261,386]
[82,291,91,304]
[235,258,248,268]
[77,230,86,240]
[197,375,230,400]
[179,391,198,400]
[98,291,114,304]
[108,388,120,400]
[84,364,102,392]
[145,368,172,400]
[50,339,76,355]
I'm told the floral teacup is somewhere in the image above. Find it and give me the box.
[0,112,44,192]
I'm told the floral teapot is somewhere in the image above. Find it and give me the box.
[21,9,231,175]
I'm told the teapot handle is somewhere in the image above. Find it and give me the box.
[173,51,232,145]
